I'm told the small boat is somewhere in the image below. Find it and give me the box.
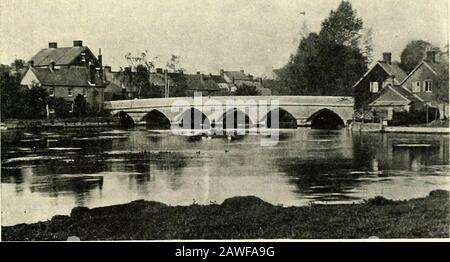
[0,123,7,130]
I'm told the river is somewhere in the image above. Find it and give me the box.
[1,127,449,226]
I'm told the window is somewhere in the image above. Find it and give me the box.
[369,82,379,93]
[424,80,433,92]
[49,88,54,96]
[412,81,421,92]
[68,88,73,97]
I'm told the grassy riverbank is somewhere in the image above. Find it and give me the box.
[2,190,449,241]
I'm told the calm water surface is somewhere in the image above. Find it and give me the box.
[1,127,449,226]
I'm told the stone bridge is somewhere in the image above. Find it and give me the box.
[104,95,354,128]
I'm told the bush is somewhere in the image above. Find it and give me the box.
[390,108,439,126]
[366,196,397,206]
[48,97,71,118]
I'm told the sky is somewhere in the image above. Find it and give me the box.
[0,0,448,77]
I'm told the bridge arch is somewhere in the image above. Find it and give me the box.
[176,107,211,130]
[217,108,253,129]
[113,111,135,128]
[140,109,171,129]
[307,108,345,129]
[262,107,298,129]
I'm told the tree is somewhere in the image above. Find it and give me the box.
[279,1,369,96]
[133,65,162,98]
[0,64,24,119]
[125,50,157,72]
[22,85,48,119]
[234,84,261,96]
[125,50,161,98]
[166,54,185,73]
[400,40,436,73]
[319,1,363,49]
[72,94,89,118]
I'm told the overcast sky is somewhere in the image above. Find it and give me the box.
[0,0,448,77]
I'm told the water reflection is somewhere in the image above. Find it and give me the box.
[1,127,449,225]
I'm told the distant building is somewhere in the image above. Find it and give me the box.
[103,66,125,101]
[220,69,271,95]
[220,69,260,88]
[353,52,408,109]
[184,72,227,96]
[20,40,107,110]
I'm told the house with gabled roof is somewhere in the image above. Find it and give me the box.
[368,84,424,121]
[220,69,261,88]
[399,51,449,119]
[20,41,107,111]
[353,52,408,109]
[368,50,449,122]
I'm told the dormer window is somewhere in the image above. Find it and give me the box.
[424,80,433,92]
[49,88,54,96]
[370,82,379,93]
[68,88,73,97]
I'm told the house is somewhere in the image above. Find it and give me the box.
[20,41,107,110]
[103,66,125,101]
[369,51,449,122]
[353,52,408,109]
[368,84,423,121]
[220,69,261,88]
[399,51,449,119]
[184,72,223,96]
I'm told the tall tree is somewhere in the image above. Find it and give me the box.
[400,40,436,73]
[279,1,369,96]
[319,0,363,49]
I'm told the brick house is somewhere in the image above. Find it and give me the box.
[398,51,449,118]
[353,52,408,110]
[369,51,449,122]
[20,40,107,110]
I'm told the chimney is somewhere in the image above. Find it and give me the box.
[89,64,96,84]
[48,42,58,48]
[426,50,436,63]
[98,48,102,65]
[28,60,34,68]
[382,52,392,64]
[73,40,83,47]
[104,66,112,73]
[125,67,132,83]
[197,71,201,75]
[220,69,224,76]
[156,68,163,74]
[179,70,184,75]
[240,69,245,74]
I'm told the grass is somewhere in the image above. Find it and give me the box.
[2,190,449,241]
